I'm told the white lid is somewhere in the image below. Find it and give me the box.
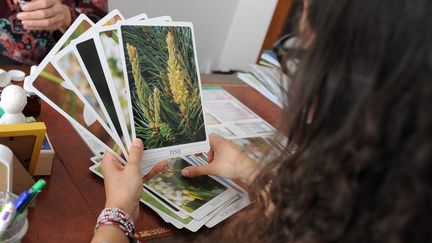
[8,70,26,82]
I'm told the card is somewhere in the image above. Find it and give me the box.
[203,99,257,122]
[184,154,251,228]
[205,193,249,228]
[97,9,124,28]
[49,49,127,157]
[144,157,236,219]
[52,47,108,125]
[125,12,149,22]
[184,194,237,232]
[50,10,129,157]
[230,137,281,166]
[144,186,189,219]
[72,122,108,157]
[207,125,237,138]
[72,34,128,150]
[147,183,237,232]
[118,22,209,162]
[72,9,125,42]
[66,9,127,150]
[27,14,126,160]
[202,87,279,138]
[90,155,103,164]
[91,17,174,147]
[189,137,281,166]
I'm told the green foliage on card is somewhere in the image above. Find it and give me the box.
[146,159,226,213]
[122,26,206,149]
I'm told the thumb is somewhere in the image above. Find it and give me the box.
[181,163,218,177]
[127,138,143,168]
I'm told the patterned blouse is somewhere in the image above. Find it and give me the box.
[0,0,107,65]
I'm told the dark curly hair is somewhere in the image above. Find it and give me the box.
[213,0,432,242]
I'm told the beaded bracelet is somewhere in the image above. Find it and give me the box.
[95,208,137,243]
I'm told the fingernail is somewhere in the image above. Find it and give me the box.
[181,168,189,177]
[17,13,23,19]
[132,138,143,148]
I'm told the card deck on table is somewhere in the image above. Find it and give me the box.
[144,157,237,220]
[89,160,246,232]
[185,154,251,227]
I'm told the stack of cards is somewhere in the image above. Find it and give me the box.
[27,10,250,231]
[27,9,210,173]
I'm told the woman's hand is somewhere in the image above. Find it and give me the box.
[181,134,261,185]
[16,0,72,32]
[101,139,167,221]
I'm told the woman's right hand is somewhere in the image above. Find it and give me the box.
[181,134,261,185]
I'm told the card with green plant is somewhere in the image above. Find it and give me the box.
[120,23,208,154]
[144,157,236,219]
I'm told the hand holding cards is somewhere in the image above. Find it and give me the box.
[26,9,250,232]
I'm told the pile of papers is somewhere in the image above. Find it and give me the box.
[27,9,286,231]
[237,50,292,109]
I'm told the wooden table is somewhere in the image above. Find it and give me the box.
[0,66,281,242]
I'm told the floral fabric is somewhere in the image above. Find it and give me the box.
[0,0,107,64]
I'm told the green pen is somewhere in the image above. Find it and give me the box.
[13,179,46,220]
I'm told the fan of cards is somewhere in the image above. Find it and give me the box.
[26,10,250,231]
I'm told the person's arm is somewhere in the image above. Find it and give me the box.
[16,0,107,32]
[181,134,262,185]
[91,139,167,243]
[92,225,129,243]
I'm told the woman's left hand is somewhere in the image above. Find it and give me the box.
[16,0,72,32]
[101,139,167,221]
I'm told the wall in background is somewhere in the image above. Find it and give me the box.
[109,0,277,73]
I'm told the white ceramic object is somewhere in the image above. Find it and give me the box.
[0,144,13,192]
[0,69,11,87]
[8,70,25,82]
[0,85,27,124]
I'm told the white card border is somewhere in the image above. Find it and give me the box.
[118,21,210,162]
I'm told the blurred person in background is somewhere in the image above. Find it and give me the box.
[0,0,107,65]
